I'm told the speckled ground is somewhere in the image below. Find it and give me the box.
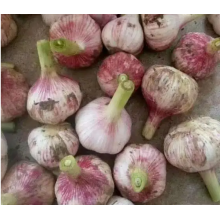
[1,14,220,205]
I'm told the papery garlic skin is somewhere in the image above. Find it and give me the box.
[27,74,82,124]
[107,196,134,205]
[42,14,68,26]
[142,65,198,140]
[1,161,55,205]
[1,132,8,180]
[55,155,114,205]
[114,144,166,203]
[75,97,131,154]
[89,14,117,28]
[50,14,102,69]
[1,64,29,122]
[164,117,220,173]
[102,15,144,55]
[1,15,17,47]
[172,33,220,80]
[208,15,220,35]
[28,123,79,170]
[141,14,202,51]
[97,52,145,96]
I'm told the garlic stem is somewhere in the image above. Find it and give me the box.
[59,155,81,178]
[142,111,163,140]
[37,40,56,73]
[181,14,204,25]
[1,122,16,133]
[106,79,134,120]
[50,38,83,56]
[1,63,15,69]
[199,169,220,202]
[206,38,220,54]
[131,168,148,193]
[117,74,129,84]
[1,193,17,205]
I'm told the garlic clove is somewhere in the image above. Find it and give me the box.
[172,32,220,80]
[207,14,220,36]
[114,144,166,203]
[97,52,145,97]
[49,14,102,69]
[141,65,198,140]
[102,14,144,55]
[107,196,134,205]
[27,40,82,124]
[1,15,17,47]
[1,63,29,123]
[164,117,220,202]
[75,79,134,154]
[89,14,117,28]
[28,123,79,173]
[55,155,114,205]
[1,161,55,205]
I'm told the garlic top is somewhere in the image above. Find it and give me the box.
[102,14,144,55]
[164,117,220,173]
[28,123,79,170]
[107,196,134,205]
[208,15,220,36]
[114,144,166,203]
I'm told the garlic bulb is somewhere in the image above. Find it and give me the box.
[28,123,79,171]
[102,14,144,55]
[89,14,117,28]
[114,144,166,203]
[76,78,134,154]
[1,132,8,180]
[172,33,220,80]
[107,196,134,205]
[1,161,55,205]
[97,52,145,97]
[1,63,29,122]
[50,14,102,69]
[27,40,82,124]
[142,65,198,140]
[1,15,17,47]
[55,155,114,205]
[164,117,220,202]
[41,14,68,26]
[141,14,203,51]
[208,14,220,35]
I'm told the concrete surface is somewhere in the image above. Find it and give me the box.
[1,15,220,205]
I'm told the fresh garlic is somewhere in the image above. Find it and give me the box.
[1,63,29,123]
[102,14,144,55]
[107,196,134,205]
[97,52,145,97]
[172,33,220,80]
[1,15,17,47]
[164,117,220,202]
[41,14,68,26]
[28,123,79,172]
[142,65,198,140]
[50,14,102,69]
[141,14,204,51]
[89,14,117,28]
[114,144,166,203]
[208,15,220,36]
[27,40,82,124]
[1,161,55,205]
[75,77,134,154]
[55,155,114,205]
[1,132,8,180]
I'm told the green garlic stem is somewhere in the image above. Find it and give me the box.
[207,38,220,54]
[117,74,129,84]
[59,155,81,179]
[1,193,17,205]
[199,169,220,202]
[106,79,134,120]
[1,122,16,133]
[131,168,148,193]
[50,38,83,56]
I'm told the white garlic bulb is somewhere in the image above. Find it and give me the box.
[207,15,220,35]
[41,14,68,26]
[164,117,220,202]
[28,123,79,171]
[1,132,8,180]
[107,196,134,205]
[102,14,144,55]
